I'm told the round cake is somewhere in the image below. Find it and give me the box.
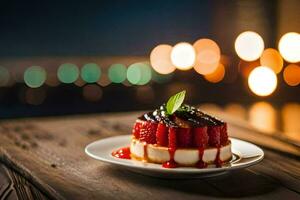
[130,104,232,168]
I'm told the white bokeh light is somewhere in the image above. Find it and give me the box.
[170,42,196,70]
[278,32,300,63]
[235,31,264,61]
[248,66,277,96]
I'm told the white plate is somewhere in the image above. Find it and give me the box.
[85,135,264,178]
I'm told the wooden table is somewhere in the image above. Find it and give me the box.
[0,110,300,200]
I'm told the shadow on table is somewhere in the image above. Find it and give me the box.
[102,166,278,198]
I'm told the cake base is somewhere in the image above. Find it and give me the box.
[130,137,232,166]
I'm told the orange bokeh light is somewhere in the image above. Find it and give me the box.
[193,39,221,75]
[150,44,176,74]
[260,48,283,74]
[204,63,225,83]
[239,60,260,78]
[283,64,300,86]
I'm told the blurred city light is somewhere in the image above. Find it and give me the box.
[170,42,196,70]
[150,44,176,74]
[45,72,60,87]
[249,102,277,133]
[248,66,277,96]
[282,103,300,142]
[193,39,221,75]
[235,31,264,61]
[24,88,46,105]
[260,48,283,74]
[283,64,300,86]
[24,66,47,88]
[97,73,111,87]
[204,63,225,83]
[239,60,260,78]
[0,67,10,87]
[81,63,101,83]
[82,84,103,102]
[278,32,300,63]
[108,64,127,83]
[57,63,79,84]
[127,62,151,85]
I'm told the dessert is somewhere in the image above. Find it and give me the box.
[112,90,232,168]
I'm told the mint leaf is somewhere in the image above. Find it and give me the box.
[166,90,186,115]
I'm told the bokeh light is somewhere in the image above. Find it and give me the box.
[260,48,283,74]
[282,103,300,142]
[57,63,79,83]
[204,63,225,83]
[235,31,264,61]
[248,66,277,96]
[82,84,103,102]
[283,64,300,86]
[225,103,247,119]
[249,102,277,133]
[45,72,60,87]
[0,67,10,87]
[74,77,86,87]
[239,60,260,78]
[98,73,111,87]
[150,44,176,74]
[24,88,46,105]
[278,32,300,63]
[127,62,151,85]
[24,66,47,88]
[193,39,221,75]
[108,64,127,83]
[81,63,101,83]
[170,42,196,70]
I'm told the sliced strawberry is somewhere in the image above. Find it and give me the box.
[139,121,158,144]
[156,123,169,146]
[168,127,177,149]
[208,126,221,147]
[132,120,142,139]
[193,126,208,148]
[220,123,228,145]
[177,128,192,148]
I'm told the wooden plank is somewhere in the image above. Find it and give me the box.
[0,164,49,200]
[0,112,299,199]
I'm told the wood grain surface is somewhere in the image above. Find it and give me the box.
[0,111,299,200]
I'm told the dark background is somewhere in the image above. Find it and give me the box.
[0,0,299,118]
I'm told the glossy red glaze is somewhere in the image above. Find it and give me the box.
[112,147,131,159]
[162,159,178,168]
[214,146,223,167]
[196,147,208,168]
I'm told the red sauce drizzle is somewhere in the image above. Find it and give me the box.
[162,147,178,168]
[112,147,131,159]
[143,143,148,161]
[214,146,223,167]
[196,147,208,168]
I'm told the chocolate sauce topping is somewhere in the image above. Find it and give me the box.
[139,104,224,128]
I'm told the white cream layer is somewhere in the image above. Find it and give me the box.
[130,138,232,166]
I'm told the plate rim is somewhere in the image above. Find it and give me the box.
[85,135,264,174]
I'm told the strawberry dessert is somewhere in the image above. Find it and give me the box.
[112,90,232,168]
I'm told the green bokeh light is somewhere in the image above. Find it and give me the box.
[108,64,127,83]
[127,63,152,85]
[57,63,79,83]
[24,66,47,88]
[152,69,174,84]
[81,63,101,83]
[0,66,10,86]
